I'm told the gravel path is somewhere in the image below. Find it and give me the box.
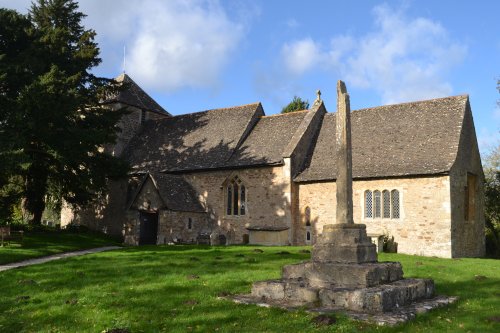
[0,246,122,272]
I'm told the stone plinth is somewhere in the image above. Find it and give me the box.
[312,224,377,264]
[282,261,403,289]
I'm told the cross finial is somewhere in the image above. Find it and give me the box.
[316,89,322,101]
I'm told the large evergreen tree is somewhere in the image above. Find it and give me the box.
[0,0,128,225]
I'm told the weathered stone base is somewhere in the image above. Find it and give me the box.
[230,294,458,326]
[234,223,457,325]
[282,261,403,288]
[314,224,377,264]
[249,276,435,314]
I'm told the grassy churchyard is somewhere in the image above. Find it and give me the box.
[0,243,499,333]
[0,230,121,265]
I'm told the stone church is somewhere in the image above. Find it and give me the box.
[61,74,485,258]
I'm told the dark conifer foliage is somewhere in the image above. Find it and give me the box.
[0,1,128,225]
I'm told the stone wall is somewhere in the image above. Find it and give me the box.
[60,179,131,239]
[449,102,485,257]
[249,229,289,246]
[183,166,291,244]
[157,211,209,244]
[296,175,454,258]
[129,176,163,211]
[111,104,169,157]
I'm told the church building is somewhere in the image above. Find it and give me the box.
[61,74,485,258]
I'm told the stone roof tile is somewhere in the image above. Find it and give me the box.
[124,102,264,172]
[151,173,205,212]
[108,74,171,116]
[226,111,309,166]
[294,95,468,182]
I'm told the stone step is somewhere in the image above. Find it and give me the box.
[251,279,319,304]
[251,277,434,314]
[319,278,435,313]
[282,261,403,288]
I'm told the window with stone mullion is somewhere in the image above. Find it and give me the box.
[227,185,232,215]
[364,190,373,218]
[232,182,239,215]
[383,190,391,218]
[374,190,381,218]
[226,177,247,216]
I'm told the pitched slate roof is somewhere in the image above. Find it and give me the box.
[226,111,309,167]
[151,173,205,212]
[128,173,205,212]
[108,74,171,116]
[295,95,468,182]
[124,103,264,172]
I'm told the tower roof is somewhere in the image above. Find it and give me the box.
[108,73,171,116]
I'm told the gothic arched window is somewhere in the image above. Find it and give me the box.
[226,176,247,216]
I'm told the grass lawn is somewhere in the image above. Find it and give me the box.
[0,245,498,333]
[0,230,121,265]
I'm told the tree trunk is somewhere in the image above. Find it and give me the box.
[23,163,48,226]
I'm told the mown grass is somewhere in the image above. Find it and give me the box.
[0,230,121,265]
[0,246,498,333]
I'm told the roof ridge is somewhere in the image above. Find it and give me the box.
[353,94,468,113]
[167,102,261,118]
[199,102,261,112]
[260,110,309,118]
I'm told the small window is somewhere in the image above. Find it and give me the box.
[227,185,232,215]
[187,218,193,230]
[374,190,381,218]
[364,190,373,218]
[391,190,400,219]
[383,190,391,218]
[306,231,311,241]
[240,185,246,215]
[140,109,147,124]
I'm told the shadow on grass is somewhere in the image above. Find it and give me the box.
[1,247,499,333]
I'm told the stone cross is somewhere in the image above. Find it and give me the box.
[335,80,354,225]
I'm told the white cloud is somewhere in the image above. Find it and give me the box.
[280,4,467,104]
[80,0,245,91]
[0,0,246,92]
[282,38,322,76]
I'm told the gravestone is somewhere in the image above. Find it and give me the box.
[232,81,457,325]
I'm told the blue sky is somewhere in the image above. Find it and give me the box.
[2,0,499,156]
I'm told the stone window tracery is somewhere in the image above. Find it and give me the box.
[364,190,373,218]
[364,189,401,220]
[374,190,381,218]
[391,190,400,219]
[226,176,246,216]
[383,190,391,218]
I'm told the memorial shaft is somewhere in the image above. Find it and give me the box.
[335,80,354,224]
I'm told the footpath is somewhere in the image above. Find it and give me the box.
[0,246,122,272]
